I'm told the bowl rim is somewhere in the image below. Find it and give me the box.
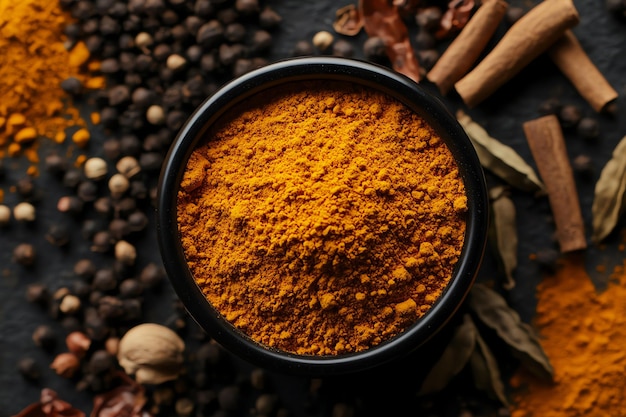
[157,56,488,376]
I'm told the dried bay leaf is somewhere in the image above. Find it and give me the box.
[489,187,518,290]
[470,330,509,406]
[592,135,626,243]
[469,283,554,380]
[457,110,544,193]
[418,314,476,396]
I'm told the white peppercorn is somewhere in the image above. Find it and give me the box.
[116,156,141,178]
[135,32,154,50]
[312,31,334,52]
[166,54,187,71]
[115,240,137,266]
[108,173,130,198]
[146,105,166,125]
[59,294,82,314]
[84,157,108,180]
[13,202,36,222]
[0,204,11,226]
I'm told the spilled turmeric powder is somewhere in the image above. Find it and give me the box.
[0,0,102,162]
[177,81,467,355]
[510,254,626,416]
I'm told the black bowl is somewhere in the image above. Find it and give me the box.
[157,56,488,376]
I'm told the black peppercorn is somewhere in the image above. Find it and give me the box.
[88,350,116,374]
[224,22,246,43]
[538,97,562,115]
[44,153,69,176]
[85,308,109,341]
[140,262,165,288]
[119,278,144,298]
[418,49,440,71]
[197,20,223,48]
[26,283,50,306]
[332,39,354,58]
[100,58,121,74]
[108,84,131,107]
[100,107,119,129]
[114,197,137,218]
[120,134,142,157]
[505,6,526,25]
[109,218,131,240]
[183,15,205,35]
[94,197,113,217]
[129,181,148,200]
[98,296,126,320]
[92,268,118,292]
[72,280,92,299]
[217,7,239,24]
[236,0,259,15]
[127,211,149,232]
[292,40,314,57]
[18,357,41,381]
[415,6,442,32]
[91,230,115,253]
[77,180,99,202]
[61,77,84,96]
[85,35,103,53]
[577,117,600,140]
[218,386,241,412]
[559,104,582,129]
[99,15,121,36]
[415,29,436,50]
[572,154,593,176]
[251,30,272,53]
[259,6,282,29]
[16,177,35,198]
[61,316,83,333]
[32,325,56,351]
[74,259,97,281]
[82,219,103,240]
[13,243,36,266]
[45,223,71,247]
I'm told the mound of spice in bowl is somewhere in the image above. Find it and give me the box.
[177,80,467,356]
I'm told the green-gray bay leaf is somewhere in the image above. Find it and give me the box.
[470,328,509,406]
[468,283,554,380]
[417,314,476,396]
[489,186,518,290]
[457,110,544,193]
[592,135,626,244]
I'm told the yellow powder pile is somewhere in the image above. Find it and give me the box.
[0,0,103,161]
[178,81,467,355]
[510,255,626,417]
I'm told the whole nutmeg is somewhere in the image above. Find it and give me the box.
[117,323,185,384]
[50,352,81,378]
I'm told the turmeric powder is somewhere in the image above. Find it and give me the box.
[0,0,98,161]
[510,254,626,416]
[177,81,467,355]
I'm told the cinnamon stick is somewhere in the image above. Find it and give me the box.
[427,0,508,95]
[523,115,587,253]
[455,0,579,108]
[548,30,618,113]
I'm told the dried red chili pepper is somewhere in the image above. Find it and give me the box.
[13,389,85,417]
[90,372,152,417]
[436,0,476,39]
[361,0,422,82]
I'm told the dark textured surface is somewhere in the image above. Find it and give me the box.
[1,0,626,415]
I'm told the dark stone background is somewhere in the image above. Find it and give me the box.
[1,0,625,415]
